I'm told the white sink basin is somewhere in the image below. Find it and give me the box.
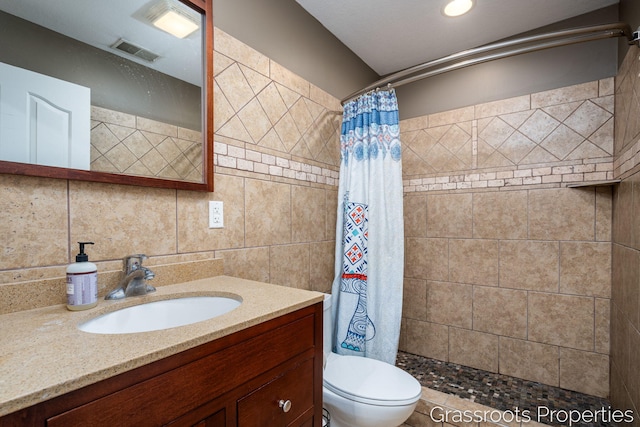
[78,296,242,334]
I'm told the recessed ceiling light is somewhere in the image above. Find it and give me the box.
[146,0,200,39]
[442,0,475,17]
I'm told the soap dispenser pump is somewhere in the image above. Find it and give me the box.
[66,241,98,311]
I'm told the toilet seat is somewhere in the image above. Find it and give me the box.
[323,354,422,406]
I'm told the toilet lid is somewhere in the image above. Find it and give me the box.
[323,354,422,406]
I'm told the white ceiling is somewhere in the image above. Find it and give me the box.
[2,0,621,85]
[0,0,203,86]
[295,0,620,76]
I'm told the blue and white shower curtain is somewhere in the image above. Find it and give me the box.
[331,89,404,365]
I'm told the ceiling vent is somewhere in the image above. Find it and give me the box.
[111,39,160,63]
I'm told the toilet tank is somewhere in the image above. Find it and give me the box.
[323,293,332,356]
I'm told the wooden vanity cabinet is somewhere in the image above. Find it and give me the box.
[0,303,323,427]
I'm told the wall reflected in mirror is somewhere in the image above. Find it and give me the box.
[0,0,205,184]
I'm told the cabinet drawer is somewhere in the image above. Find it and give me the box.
[237,358,314,427]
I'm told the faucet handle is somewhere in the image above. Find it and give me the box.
[123,254,148,272]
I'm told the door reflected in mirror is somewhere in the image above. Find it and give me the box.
[0,62,91,170]
[0,0,213,191]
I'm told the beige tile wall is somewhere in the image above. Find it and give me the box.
[0,28,340,313]
[400,80,614,399]
[610,47,640,426]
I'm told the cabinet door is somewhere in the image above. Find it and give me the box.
[46,314,316,427]
[191,408,225,427]
[237,358,314,427]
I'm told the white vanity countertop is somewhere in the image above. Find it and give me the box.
[0,276,324,417]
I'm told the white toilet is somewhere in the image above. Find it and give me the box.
[322,294,422,427]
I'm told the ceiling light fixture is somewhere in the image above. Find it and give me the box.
[442,0,475,17]
[147,0,200,39]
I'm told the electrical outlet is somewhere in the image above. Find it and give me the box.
[208,201,224,228]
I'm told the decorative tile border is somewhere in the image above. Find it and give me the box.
[404,160,614,193]
[614,136,640,179]
[215,135,614,191]
[214,141,340,186]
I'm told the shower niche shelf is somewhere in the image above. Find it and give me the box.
[566,179,620,188]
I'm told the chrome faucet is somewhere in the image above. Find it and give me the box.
[105,254,156,300]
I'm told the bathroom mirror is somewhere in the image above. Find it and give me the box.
[0,0,213,191]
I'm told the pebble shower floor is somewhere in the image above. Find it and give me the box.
[396,351,617,427]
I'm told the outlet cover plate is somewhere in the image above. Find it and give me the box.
[209,201,223,228]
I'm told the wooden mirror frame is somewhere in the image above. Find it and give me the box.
[0,0,214,192]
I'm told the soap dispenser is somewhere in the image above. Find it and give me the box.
[66,241,98,311]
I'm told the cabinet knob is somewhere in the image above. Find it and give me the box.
[278,399,292,413]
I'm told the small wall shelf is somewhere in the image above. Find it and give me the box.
[566,179,621,188]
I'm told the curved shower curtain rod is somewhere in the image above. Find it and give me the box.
[341,22,632,105]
